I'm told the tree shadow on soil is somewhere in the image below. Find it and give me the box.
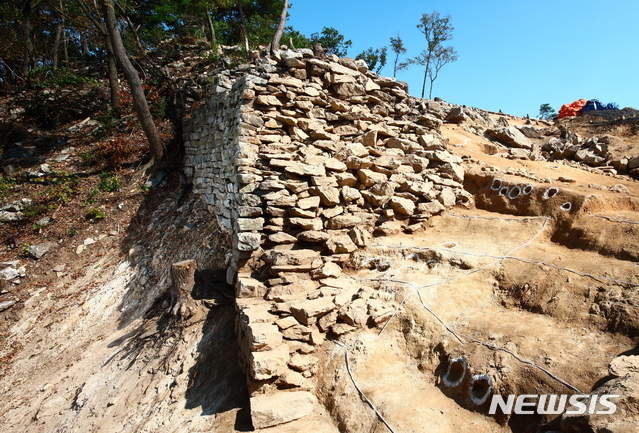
[183,302,251,430]
[110,169,250,429]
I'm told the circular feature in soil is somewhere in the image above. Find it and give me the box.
[523,184,534,195]
[442,356,467,388]
[508,186,521,199]
[469,374,493,406]
[542,187,560,200]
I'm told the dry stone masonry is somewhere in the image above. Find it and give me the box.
[183,48,469,428]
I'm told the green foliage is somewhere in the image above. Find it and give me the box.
[23,203,53,218]
[389,35,407,78]
[310,27,352,57]
[27,171,79,206]
[87,173,121,204]
[98,173,121,192]
[403,12,458,99]
[539,103,557,120]
[130,0,291,48]
[86,207,107,220]
[2,0,305,86]
[0,176,16,200]
[44,183,75,204]
[94,107,119,132]
[27,67,97,89]
[356,47,388,74]
[282,27,311,49]
[80,149,97,166]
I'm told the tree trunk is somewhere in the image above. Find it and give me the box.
[53,22,62,69]
[81,31,89,56]
[75,0,120,117]
[420,51,433,99]
[237,0,250,57]
[421,66,428,99]
[62,26,69,65]
[103,32,121,117]
[270,0,288,54]
[122,12,145,54]
[62,28,69,67]
[101,0,164,159]
[205,7,217,48]
[20,1,35,75]
[61,0,68,65]
[170,260,197,317]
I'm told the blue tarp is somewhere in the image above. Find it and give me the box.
[581,99,619,113]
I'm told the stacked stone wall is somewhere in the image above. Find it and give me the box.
[183,50,470,427]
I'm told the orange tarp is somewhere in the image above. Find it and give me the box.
[558,98,588,119]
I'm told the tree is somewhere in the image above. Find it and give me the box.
[310,27,351,57]
[74,0,121,116]
[356,47,387,74]
[539,103,557,120]
[236,0,250,56]
[101,0,164,159]
[389,34,406,78]
[19,0,40,75]
[427,45,457,100]
[270,0,288,53]
[410,12,457,99]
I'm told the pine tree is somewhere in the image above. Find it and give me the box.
[389,35,406,78]
[407,12,458,99]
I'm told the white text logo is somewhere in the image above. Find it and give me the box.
[488,394,619,415]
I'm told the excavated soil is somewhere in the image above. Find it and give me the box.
[1,110,639,433]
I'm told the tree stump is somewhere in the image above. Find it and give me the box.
[170,259,197,317]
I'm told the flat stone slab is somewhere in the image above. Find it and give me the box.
[610,355,639,377]
[251,391,317,429]
[290,297,336,325]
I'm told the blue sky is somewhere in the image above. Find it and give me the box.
[287,0,639,117]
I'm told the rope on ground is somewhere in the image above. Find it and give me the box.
[451,328,583,394]
[501,256,639,287]
[343,345,399,433]
[334,216,582,431]
[358,216,583,393]
[588,212,639,225]
[371,216,550,291]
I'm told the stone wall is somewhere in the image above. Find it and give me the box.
[183,49,470,428]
